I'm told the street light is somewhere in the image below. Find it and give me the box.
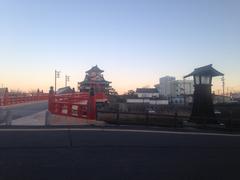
[55,70,61,93]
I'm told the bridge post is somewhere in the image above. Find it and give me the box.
[48,87,55,113]
[37,89,40,101]
[3,88,9,106]
[88,87,96,120]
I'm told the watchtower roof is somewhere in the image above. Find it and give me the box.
[184,64,224,78]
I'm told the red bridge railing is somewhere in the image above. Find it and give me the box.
[48,90,107,120]
[0,93,49,106]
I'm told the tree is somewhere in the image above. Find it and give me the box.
[127,90,135,96]
[109,87,118,96]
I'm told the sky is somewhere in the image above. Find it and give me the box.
[0,0,239,94]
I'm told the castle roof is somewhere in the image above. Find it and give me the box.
[80,80,111,85]
[86,65,104,74]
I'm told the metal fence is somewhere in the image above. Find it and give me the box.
[97,110,240,131]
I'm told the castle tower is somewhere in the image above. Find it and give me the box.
[78,65,111,95]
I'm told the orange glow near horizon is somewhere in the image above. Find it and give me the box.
[1,60,239,95]
[2,72,240,95]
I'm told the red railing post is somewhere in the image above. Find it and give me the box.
[37,89,40,101]
[88,87,96,120]
[48,87,55,113]
[3,88,9,106]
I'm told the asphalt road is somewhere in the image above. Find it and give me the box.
[0,128,240,180]
[4,101,48,120]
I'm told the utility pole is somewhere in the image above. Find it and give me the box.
[221,76,225,103]
[55,70,61,93]
[183,77,186,105]
[65,75,70,87]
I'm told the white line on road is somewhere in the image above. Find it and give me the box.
[0,128,239,137]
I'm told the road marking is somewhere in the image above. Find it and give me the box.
[0,128,239,137]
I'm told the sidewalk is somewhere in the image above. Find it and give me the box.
[11,110,47,126]
[8,111,106,126]
[1,110,239,134]
[46,112,106,126]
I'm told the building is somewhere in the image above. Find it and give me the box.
[125,88,168,105]
[126,98,168,105]
[135,88,159,98]
[57,86,75,95]
[231,93,240,102]
[156,76,194,98]
[78,65,111,94]
[213,95,232,104]
[170,95,193,105]
[169,80,194,97]
[158,76,176,97]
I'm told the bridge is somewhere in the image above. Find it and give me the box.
[0,87,107,126]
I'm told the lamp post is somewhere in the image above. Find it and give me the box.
[55,70,61,93]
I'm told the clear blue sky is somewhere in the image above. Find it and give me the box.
[0,0,239,93]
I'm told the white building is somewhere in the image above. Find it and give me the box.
[127,99,169,105]
[171,95,193,105]
[156,76,194,98]
[125,88,168,105]
[135,88,159,98]
[158,76,176,97]
[169,80,194,97]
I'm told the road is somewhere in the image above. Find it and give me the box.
[0,128,239,180]
[3,101,48,120]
